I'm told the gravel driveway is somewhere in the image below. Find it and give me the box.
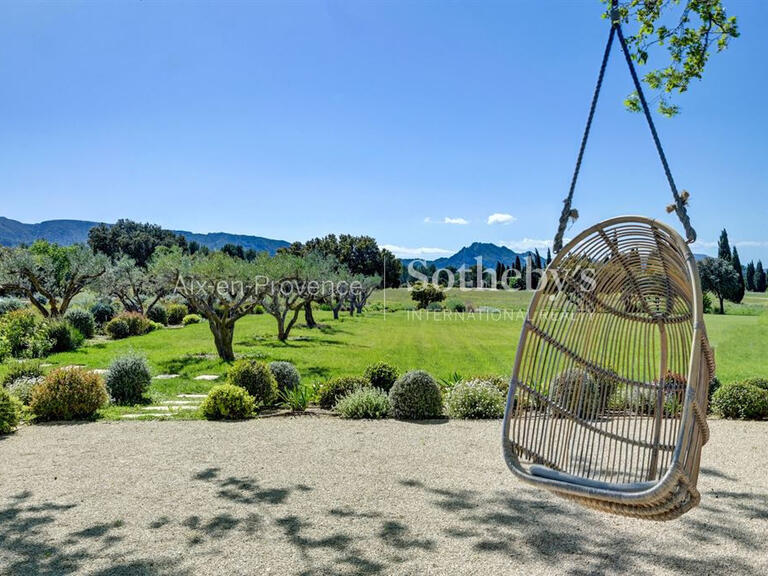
[1,418,766,575]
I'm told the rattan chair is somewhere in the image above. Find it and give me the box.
[502,216,714,520]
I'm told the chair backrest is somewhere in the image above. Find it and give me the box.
[504,216,712,490]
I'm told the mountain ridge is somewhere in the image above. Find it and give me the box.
[0,216,289,255]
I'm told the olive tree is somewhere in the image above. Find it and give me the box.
[0,241,108,317]
[100,256,167,315]
[151,247,261,361]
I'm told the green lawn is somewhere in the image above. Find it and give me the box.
[9,288,767,420]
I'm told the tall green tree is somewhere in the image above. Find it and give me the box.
[89,219,187,267]
[717,229,731,262]
[698,257,738,314]
[607,0,739,116]
[754,260,767,293]
[730,247,744,303]
[745,260,756,291]
[0,241,108,317]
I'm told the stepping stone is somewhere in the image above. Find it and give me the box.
[62,364,86,370]
[121,414,160,419]
[142,406,171,412]
[161,400,197,405]
[178,394,207,398]
[40,363,53,368]
[193,374,219,381]
[91,369,108,375]
[176,405,199,411]
[154,374,180,380]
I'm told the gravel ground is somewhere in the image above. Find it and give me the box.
[1,418,767,576]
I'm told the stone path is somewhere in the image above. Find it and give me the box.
[120,393,205,419]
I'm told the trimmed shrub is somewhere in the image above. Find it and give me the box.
[426,301,443,311]
[29,367,109,421]
[253,305,265,315]
[364,361,399,393]
[105,316,130,339]
[335,387,390,419]
[105,313,153,339]
[269,361,300,394]
[741,377,768,392]
[1,359,43,387]
[167,304,189,326]
[0,297,26,316]
[124,313,153,336]
[201,384,255,420]
[0,386,23,434]
[711,382,768,420]
[64,309,95,339]
[7,376,43,405]
[389,370,443,420]
[474,374,509,395]
[46,320,85,353]
[147,305,168,325]
[182,314,202,326]
[90,300,116,325]
[549,369,613,419]
[0,309,53,359]
[106,353,152,405]
[445,298,466,312]
[445,379,505,419]
[227,359,277,406]
[318,376,369,410]
[702,292,713,314]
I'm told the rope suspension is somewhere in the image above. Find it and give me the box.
[553,0,696,253]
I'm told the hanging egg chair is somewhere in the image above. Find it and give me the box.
[502,2,714,520]
[502,216,714,520]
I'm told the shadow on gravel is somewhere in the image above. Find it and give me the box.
[398,477,768,576]
[0,491,190,576]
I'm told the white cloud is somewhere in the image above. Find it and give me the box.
[487,213,516,225]
[691,240,717,249]
[734,240,768,247]
[443,217,468,225]
[381,244,454,258]
[502,238,568,252]
[423,217,433,223]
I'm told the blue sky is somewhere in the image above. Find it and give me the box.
[1,1,766,261]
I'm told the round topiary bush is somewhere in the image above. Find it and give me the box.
[201,384,255,420]
[167,304,189,326]
[740,377,768,392]
[269,361,300,394]
[0,386,22,434]
[182,314,202,326]
[105,353,152,405]
[90,300,116,325]
[335,387,390,419]
[105,316,131,339]
[445,379,505,419]
[64,309,95,339]
[227,359,277,406]
[364,361,399,393]
[549,369,613,419]
[711,381,768,420]
[318,376,369,410]
[29,367,109,421]
[45,319,85,353]
[147,305,168,326]
[389,370,443,420]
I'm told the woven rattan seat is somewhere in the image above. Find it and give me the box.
[502,216,714,520]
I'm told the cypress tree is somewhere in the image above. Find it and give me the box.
[546,248,552,267]
[731,247,745,303]
[746,260,756,291]
[514,255,521,272]
[754,260,767,293]
[718,229,731,263]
